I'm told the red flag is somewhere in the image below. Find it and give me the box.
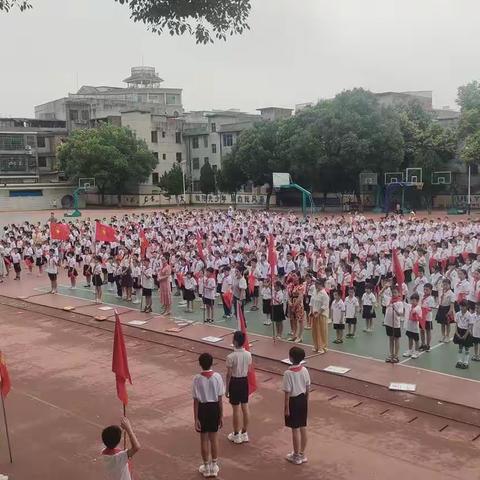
[412,261,420,278]
[268,234,277,280]
[223,290,233,309]
[196,232,205,262]
[341,283,346,301]
[392,248,405,286]
[96,221,117,243]
[50,222,70,241]
[0,351,11,398]
[419,307,429,330]
[139,228,149,259]
[248,272,255,295]
[237,302,257,395]
[176,272,185,288]
[112,311,132,405]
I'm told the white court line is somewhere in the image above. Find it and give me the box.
[30,286,480,384]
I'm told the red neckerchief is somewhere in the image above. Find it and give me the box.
[102,447,121,456]
[289,365,303,372]
[390,295,402,305]
[201,370,214,378]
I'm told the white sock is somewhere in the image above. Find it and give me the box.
[457,351,463,363]
[464,351,470,364]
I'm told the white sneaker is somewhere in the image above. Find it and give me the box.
[179,301,187,306]
[286,452,296,463]
[240,432,249,443]
[298,453,308,463]
[210,462,219,477]
[286,453,303,465]
[264,321,272,326]
[199,463,210,477]
[132,299,140,304]
[411,351,419,359]
[402,350,412,358]
[227,432,243,444]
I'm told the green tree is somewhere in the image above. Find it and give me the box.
[457,81,480,139]
[461,131,480,164]
[158,163,184,203]
[57,124,156,204]
[2,0,251,44]
[216,153,246,195]
[115,0,251,44]
[199,159,216,195]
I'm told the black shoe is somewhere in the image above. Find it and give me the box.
[419,345,427,351]
[425,345,431,352]
[455,361,462,368]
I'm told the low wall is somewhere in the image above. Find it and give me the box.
[86,192,275,208]
[0,185,84,212]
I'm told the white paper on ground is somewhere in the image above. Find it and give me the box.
[389,382,416,392]
[324,366,351,375]
[202,336,223,343]
[98,306,113,311]
[128,320,147,326]
[281,359,306,365]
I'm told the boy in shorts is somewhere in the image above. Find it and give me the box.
[192,353,225,478]
[383,285,404,363]
[283,346,310,465]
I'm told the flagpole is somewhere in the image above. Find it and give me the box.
[0,393,13,463]
[123,404,127,450]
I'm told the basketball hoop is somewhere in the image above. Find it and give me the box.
[416,182,424,190]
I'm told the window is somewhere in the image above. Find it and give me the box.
[166,94,179,105]
[176,152,182,163]
[162,131,166,138]
[26,136,36,148]
[81,110,89,121]
[153,152,159,160]
[9,190,42,197]
[211,122,216,132]
[192,137,199,149]
[151,131,158,143]
[212,164,217,172]
[175,132,181,144]
[152,172,159,184]
[211,143,217,154]
[204,157,209,164]
[0,135,24,150]
[162,153,166,160]
[38,157,47,168]
[193,158,200,170]
[203,136,208,148]
[69,110,78,121]
[37,136,46,148]
[223,134,233,147]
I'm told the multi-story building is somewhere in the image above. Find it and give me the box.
[0,117,67,184]
[35,66,183,132]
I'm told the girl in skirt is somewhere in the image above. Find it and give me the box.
[34,245,44,276]
[121,256,133,302]
[261,278,272,326]
[66,251,78,289]
[11,248,21,280]
[106,257,115,291]
[454,300,474,369]
[183,271,197,313]
[361,283,377,332]
[82,250,93,288]
[272,281,286,338]
[24,243,34,274]
[132,258,142,304]
[92,256,103,304]
[435,278,455,341]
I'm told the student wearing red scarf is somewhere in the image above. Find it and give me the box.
[383,285,404,363]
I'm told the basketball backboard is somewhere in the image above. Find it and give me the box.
[359,172,378,186]
[406,168,423,184]
[385,172,404,185]
[272,172,291,188]
[79,177,96,190]
[431,171,452,185]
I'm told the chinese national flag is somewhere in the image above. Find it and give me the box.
[392,248,405,286]
[50,222,70,241]
[268,233,277,280]
[237,302,257,396]
[112,312,132,405]
[0,351,11,398]
[96,221,117,242]
[139,228,149,259]
[176,272,185,288]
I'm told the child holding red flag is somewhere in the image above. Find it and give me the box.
[226,330,252,445]
[403,293,422,359]
[283,346,310,465]
[101,417,140,480]
[192,352,225,478]
[384,285,404,363]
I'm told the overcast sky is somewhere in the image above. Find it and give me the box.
[1,0,479,117]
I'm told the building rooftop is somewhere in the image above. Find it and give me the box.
[123,66,164,87]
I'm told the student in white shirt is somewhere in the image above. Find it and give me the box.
[220,266,233,319]
[101,417,140,480]
[344,286,360,338]
[361,284,377,333]
[309,279,330,354]
[435,278,455,343]
[403,293,422,359]
[203,267,216,324]
[141,258,154,313]
[272,281,286,338]
[283,346,310,466]
[261,278,272,326]
[46,249,59,294]
[183,270,197,313]
[192,352,225,478]
[471,302,480,361]
[226,331,252,445]
[331,290,345,344]
[384,285,404,363]
[453,300,474,369]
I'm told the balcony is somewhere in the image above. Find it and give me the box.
[0,156,38,177]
